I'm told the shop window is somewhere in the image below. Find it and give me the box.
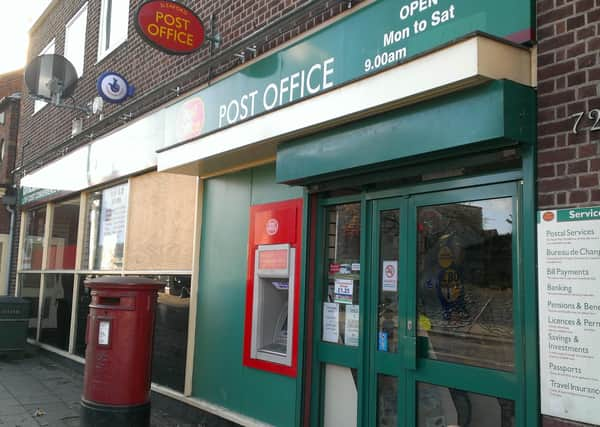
[322,203,361,346]
[33,39,55,114]
[82,183,129,270]
[98,0,130,60]
[74,274,99,357]
[64,3,88,77]
[18,274,42,339]
[39,274,74,351]
[48,198,80,270]
[22,207,46,270]
[150,274,190,392]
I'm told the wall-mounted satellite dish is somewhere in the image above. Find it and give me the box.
[24,54,78,104]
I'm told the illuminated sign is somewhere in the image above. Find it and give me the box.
[175,96,206,141]
[135,0,205,55]
[97,71,135,104]
[162,0,533,147]
[258,249,289,271]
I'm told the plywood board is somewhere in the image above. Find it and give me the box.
[125,172,196,271]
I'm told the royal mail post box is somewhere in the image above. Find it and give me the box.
[80,277,164,427]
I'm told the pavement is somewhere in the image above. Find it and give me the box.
[0,346,199,427]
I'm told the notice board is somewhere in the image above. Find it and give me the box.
[538,206,600,425]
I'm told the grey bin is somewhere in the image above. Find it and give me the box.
[0,296,31,358]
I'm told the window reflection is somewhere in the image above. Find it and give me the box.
[18,274,41,338]
[22,208,46,270]
[417,198,514,371]
[40,274,74,351]
[49,199,80,270]
[151,275,190,392]
[417,382,515,427]
[378,375,398,427]
[83,183,129,270]
[75,278,93,357]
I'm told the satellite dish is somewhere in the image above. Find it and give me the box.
[24,54,78,104]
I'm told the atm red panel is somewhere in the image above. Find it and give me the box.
[243,198,303,377]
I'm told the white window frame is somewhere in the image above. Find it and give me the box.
[33,39,56,114]
[97,0,130,61]
[64,3,88,78]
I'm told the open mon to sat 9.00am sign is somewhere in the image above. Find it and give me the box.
[135,0,205,54]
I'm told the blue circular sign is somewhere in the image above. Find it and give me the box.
[97,71,134,104]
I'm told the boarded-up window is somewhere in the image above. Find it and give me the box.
[125,172,196,271]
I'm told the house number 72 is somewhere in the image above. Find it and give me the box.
[570,109,600,134]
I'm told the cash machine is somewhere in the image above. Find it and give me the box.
[243,199,302,377]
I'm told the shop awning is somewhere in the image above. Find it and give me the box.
[275,79,536,185]
[157,34,534,178]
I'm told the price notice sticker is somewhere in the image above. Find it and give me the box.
[538,207,600,425]
[334,278,354,304]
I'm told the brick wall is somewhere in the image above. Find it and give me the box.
[538,1,599,426]
[0,71,21,292]
[0,70,23,98]
[537,0,600,211]
[0,70,23,186]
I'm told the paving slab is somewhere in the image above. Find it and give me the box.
[0,347,213,426]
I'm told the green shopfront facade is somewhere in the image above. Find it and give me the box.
[157,1,539,426]
[277,80,538,427]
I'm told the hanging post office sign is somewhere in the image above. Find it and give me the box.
[538,206,600,425]
[135,0,205,54]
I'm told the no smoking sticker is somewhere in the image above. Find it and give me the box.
[382,260,398,292]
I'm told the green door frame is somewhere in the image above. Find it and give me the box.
[308,169,540,427]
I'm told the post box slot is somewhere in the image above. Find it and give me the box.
[98,297,121,306]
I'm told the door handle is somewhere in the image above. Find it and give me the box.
[404,319,417,370]
[403,335,417,370]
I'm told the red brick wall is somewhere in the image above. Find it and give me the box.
[537,0,600,211]
[0,70,23,98]
[0,70,22,186]
[538,1,599,426]
[0,101,19,186]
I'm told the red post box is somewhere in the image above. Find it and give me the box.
[80,277,164,427]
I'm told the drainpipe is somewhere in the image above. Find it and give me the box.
[3,202,15,296]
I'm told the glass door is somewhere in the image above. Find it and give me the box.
[312,181,524,427]
[407,183,521,427]
[370,197,409,427]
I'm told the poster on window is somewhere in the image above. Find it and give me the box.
[538,207,600,425]
[97,184,129,269]
[323,302,339,343]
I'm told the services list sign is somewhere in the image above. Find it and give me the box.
[538,206,600,425]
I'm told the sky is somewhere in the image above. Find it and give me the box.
[0,1,52,74]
